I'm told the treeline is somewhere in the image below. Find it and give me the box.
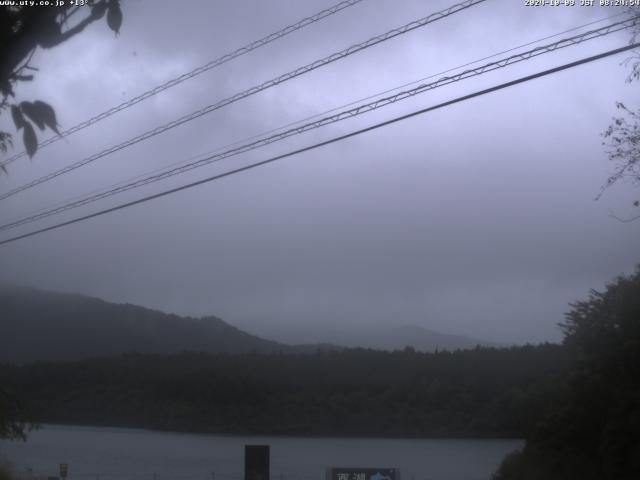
[0,344,569,438]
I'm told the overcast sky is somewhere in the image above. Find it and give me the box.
[1,0,639,345]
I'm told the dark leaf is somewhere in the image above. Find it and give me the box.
[11,105,25,130]
[107,0,122,35]
[0,80,15,98]
[634,200,639,207]
[0,132,12,154]
[32,100,60,135]
[19,102,45,130]
[90,1,108,20]
[23,122,37,159]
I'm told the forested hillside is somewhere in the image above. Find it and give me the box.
[0,286,290,362]
[0,286,495,362]
[0,344,569,438]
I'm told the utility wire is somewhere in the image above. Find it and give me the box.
[1,17,636,232]
[1,42,637,247]
[0,12,625,227]
[0,0,487,202]
[9,9,620,226]
[0,0,366,169]
[6,20,629,229]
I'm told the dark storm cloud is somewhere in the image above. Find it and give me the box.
[1,0,639,345]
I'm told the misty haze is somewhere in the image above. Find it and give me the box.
[1,1,639,479]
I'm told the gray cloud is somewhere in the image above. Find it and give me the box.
[1,0,639,345]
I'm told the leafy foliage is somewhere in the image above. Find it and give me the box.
[0,0,123,438]
[21,121,37,159]
[0,0,122,164]
[0,133,11,173]
[0,387,29,441]
[601,102,640,221]
[493,266,640,480]
[106,1,123,35]
[599,14,640,220]
[602,103,640,193]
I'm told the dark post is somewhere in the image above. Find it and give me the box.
[245,445,270,480]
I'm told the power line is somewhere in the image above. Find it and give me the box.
[0,0,366,169]
[0,0,487,202]
[1,17,636,232]
[2,16,635,229]
[0,12,625,228]
[14,8,626,214]
[1,42,637,247]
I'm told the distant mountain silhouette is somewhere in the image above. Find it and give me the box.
[361,324,502,351]
[0,285,293,363]
[275,324,502,351]
[0,286,498,363]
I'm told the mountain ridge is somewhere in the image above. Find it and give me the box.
[0,285,500,363]
[0,285,291,362]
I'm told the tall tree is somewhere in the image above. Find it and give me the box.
[493,266,640,480]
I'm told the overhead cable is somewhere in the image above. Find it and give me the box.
[1,42,637,247]
[1,16,636,231]
[0,0,487,201]
[3,11,625,226]
[0,0,366,169]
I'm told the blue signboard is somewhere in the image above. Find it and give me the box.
[327,468,398,480]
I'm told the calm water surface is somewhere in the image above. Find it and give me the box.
[0,425,522,480]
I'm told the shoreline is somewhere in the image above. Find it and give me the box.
[20,423,525,442]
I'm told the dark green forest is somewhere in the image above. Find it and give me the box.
[0,344,569,438]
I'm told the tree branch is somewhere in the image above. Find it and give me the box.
[608,208,640,223]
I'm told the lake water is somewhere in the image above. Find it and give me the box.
[0,425,522,480]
